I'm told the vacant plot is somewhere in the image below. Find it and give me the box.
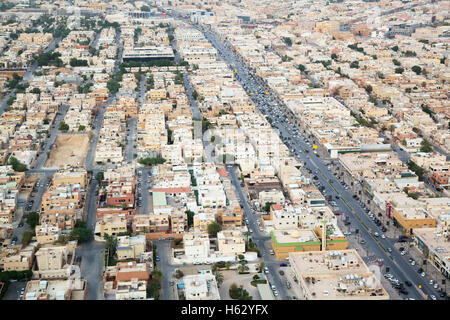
[45,134,90,168]
[219,270,260,300]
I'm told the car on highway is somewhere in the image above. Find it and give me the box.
[269,250,274,255]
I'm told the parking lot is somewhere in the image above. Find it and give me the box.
[3,280,27,300]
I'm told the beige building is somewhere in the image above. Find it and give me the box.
[116,235,146,261]
[216,229,245,257]
[288,250,389,300]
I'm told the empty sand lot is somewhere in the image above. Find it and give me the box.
[45,134,90,168]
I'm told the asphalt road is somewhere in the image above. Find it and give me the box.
[226,165,288,300]
[187,23,445,300]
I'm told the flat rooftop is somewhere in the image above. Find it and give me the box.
[300,273,389,300]
[271,229,318,245]
[413,228,450,261]
[289,249,368,276]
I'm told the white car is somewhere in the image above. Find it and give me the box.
[411,261,416,266]
[401,251,407,256]
[269,250,275,255]
[381,234,386,239]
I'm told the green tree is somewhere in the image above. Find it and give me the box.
[30,88,41,94]
[229,283,252,300]
[207,222,222,236]
[95,171,104,184]
[70,227,91,243]
[411,65,422,75]
[192,89,199,100]
[420,139,433,153]
[147,282,159,299]
[395,67,404,74]
[297,64,306,72]
[282,37,292,46]
[238,261,249,273]
[22,231,33,245]
[263,202,275,213]
[215,271,224,287]
[350,61,359,69]
[78,125,86,131]
[138,157,166,166]
[26,211,40,230]
[107,79,120,94]
[69,58,88,67]
[185,210,195,227]
[257,261,265,273]
[152,269,163,282]
[104,234,117,261]
[8,157,27,172]
[59,121,69,131]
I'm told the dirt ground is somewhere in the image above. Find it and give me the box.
[219,270,261,300]
[45,134,90,168]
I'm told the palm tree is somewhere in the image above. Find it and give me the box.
[225,261,232,270]
[215,271,224,287]
[238,262,249,273]
[244,231,251,245]
[257,261,265,273]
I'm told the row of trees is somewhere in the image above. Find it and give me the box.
[69,58,89,67]
[138,157,166,166]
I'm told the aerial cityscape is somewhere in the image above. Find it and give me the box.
[0,0,449,304]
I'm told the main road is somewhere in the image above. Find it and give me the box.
[179,19,443,300]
